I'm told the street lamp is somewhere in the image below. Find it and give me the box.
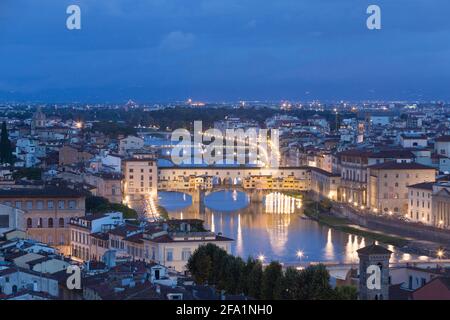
[296,250,304,260]
[258,254,265,263]
[437,249,445,260]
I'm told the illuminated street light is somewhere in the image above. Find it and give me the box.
[258,254,265,263]
[437,249,445,259]
[296,250,304,259]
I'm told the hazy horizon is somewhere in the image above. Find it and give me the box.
[2,0,450,102]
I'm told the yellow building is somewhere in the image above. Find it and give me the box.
[310,167,341,201]
[368,162,436,216]
[0,185,87,255]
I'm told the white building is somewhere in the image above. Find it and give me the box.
[69,212,124,261]
[434,135,450,157]
[119,136,145,156]
[0,203,25,236]
[407,182,433,225]
[0,267,59,298]
[399,134,428,148]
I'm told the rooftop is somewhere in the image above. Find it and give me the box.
[0,185,88,198]
[357,243,393,255]
[369,161,436,171]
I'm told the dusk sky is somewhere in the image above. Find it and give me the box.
[1,0,450,102]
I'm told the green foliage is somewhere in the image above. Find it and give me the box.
[245,258,263,299]
[295,264,335,300]
[12,168,42,180]
[86,195,138,219]
[187,249,212,285]
[187,244,347,300]
[333,285,358,300]
[261,261,284,300]
[157,205,169,220]
[319,198,332,212]
[0,121,13,164]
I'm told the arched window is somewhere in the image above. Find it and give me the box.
[27,218,32,228]
[59,218,65,228]
[48,218,54,228]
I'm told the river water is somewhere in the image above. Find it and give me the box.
[158,190,427,264]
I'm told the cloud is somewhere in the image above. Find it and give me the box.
[159,31,196,52]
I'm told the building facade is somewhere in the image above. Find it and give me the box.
[0,186,87,255]
[368,162,436,216]
[122,157,158,211]
[407,182,433,225]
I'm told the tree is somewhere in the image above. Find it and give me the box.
[221,256,245,294]
[319,198,332,212]
[281,267,302,299]
[295,264,335,300]
[12,168,42,180]
[246,259,263,299]
[333,285,358,300]
[261,261,284,300]
[157,205,169,220]
[85,195,138,219]
[0,121,13,164]
[187,249,212,285]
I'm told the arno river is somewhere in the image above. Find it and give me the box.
[158,190,427,264]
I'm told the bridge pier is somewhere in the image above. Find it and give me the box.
[190,188,205,215]
[248,189,267,203]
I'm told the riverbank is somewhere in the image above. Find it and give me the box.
[303,197,449,257]
[302,200,408,248]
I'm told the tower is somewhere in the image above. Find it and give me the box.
[31,107,46,134]
[357,243,392,300]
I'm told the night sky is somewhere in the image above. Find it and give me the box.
[1,0,450,102]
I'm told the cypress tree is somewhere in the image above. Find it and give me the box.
[0,121,13,164]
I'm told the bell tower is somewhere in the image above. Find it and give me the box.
[357,243,392,300]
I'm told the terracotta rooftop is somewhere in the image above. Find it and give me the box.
[368,161,436,171]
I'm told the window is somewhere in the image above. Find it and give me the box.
[36,201,44,210]
[27,218,32,228]
[15,201,22,209]
[182,249,191,261]
[58,200,65,209]
[26,201,33,210]
[68,200,76,209]
[0,215,9,228]
[166,249,173,261]
[48,218,54,228]
[59,218,65,228]
[47,201,54,209]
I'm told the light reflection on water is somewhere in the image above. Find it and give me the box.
[158,190,424,264]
